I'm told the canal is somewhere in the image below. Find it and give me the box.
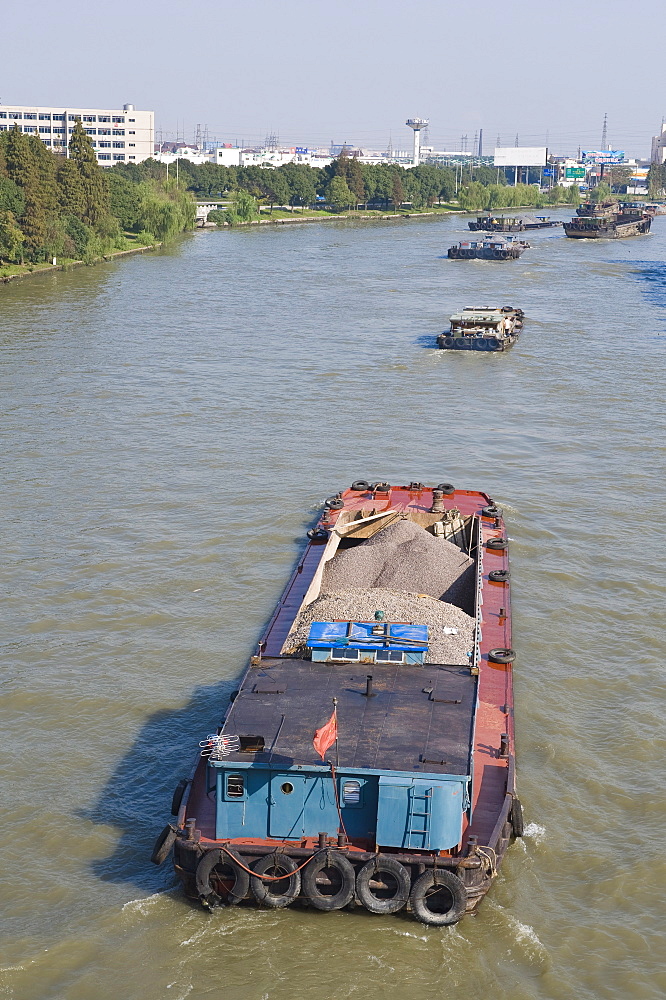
[1,209,664,1000]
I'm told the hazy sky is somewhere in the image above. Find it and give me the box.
[3,0,664,158]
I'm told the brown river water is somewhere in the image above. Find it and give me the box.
[1,209,665,1000]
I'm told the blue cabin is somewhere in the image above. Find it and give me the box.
[211,655,475,853]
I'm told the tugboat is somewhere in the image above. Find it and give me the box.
[564,201,652,238]
[448,235,530,260]
[437,306,524,351]
[152,482,523,927]
[469,214,558,232]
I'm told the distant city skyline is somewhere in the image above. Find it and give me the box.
[3,0,664,161]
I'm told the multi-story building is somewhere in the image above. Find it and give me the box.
[0,102,154,166]
[651,123,666,164]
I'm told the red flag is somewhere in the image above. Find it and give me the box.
[313,709,337,761]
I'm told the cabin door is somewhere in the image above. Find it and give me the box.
[268,774,308,839]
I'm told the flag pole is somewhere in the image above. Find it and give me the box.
[333,696,339,768]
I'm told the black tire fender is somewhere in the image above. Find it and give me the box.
[307,527,328,540]
[486,538,508,550]
[325,497,344,510]
[489,569,510,583]
[195,848,250,907]
[370,482,391,493]
[151,824,177,866]
[489,647,516,664]
[170,779,189,817]
[301,852,356,911]
[351,480,370,491]
[511,798,525,837]
[409,869,467,926]
[356,856,410,914]
[481,504,502,517]
[436,483,455,494]
[251,853,301,908]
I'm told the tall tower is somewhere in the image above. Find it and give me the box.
[601,113,608,150]
[406,118,429,166]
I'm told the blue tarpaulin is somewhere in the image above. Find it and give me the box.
[307,621,429,651]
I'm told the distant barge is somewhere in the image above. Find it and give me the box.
[448,236,530,260]
[438,306,524,351]
[469,215,559,232]
[152,483,523,926]
[564,201,652,239]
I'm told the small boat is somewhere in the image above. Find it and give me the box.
[437,306,524,351]
[448,236,530,260]
[564,201,652,239]
[152,483,523,926]
[469,214,559,232]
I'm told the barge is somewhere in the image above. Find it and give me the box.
[564,201,652,238]
[448,236,530,260]
[437,306,524,351]
[469,214,559,232]
[152,483,523,926]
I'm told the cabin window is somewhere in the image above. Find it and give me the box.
[281,782,294,794]
[376,650,405,663]
[226,774,244,798]
[339,648,359,660]
[342,780,362,806]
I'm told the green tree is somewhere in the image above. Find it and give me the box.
[0,210,25,263]
[68,119,110,227]
[391,171,405,210]
[326,175,354,211]
[106,170,142,230]
[4,125,47,258]
[0,176,25,217]
[262,170,290,212]
[284,165,316,209]
[56,158,86,219]
[590,181,612,203]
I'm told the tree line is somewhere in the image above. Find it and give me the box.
[0,122,195,265]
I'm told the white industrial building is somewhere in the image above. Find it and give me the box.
[0,102,154,165]
[650,123,666,164]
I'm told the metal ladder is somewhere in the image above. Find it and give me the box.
[405,787,432,849]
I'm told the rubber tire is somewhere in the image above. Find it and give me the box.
[436,483,455,494]
[482,505,501,517]
[486,538,508,550]
[151,823,177,866]
[301,853,356,911]
[251,853,301,908]
[195,848,250,907]
[487,338,500,350]
[511,798,524,837]
[370,482,390,493]
[489,569,510,583]
[442,337,454,347]
[409,869,467,927]
[307,527,328,540]
[475,338,487,349]
[351,480,370,491]
[170,779,188,817]
[489,647,516,664]
[325,497,344,510]
[355,857,410,914]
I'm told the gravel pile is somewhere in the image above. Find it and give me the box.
[282,588,476,665]
[322,519,475,614]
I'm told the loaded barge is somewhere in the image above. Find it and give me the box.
[152,483,523,926]
[437,306,524,352]
[448,235,530,260]
[469,214,559,232]
[564,201,652,239]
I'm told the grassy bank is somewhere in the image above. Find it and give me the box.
[0,234,161,283]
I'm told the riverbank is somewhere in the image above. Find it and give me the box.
[0,242,162,284]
